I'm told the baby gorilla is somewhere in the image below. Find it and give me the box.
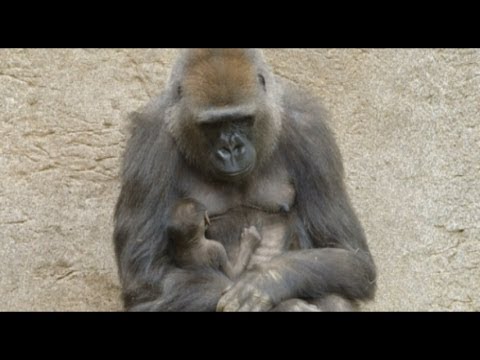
[167,198,261,279]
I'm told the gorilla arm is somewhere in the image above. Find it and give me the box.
[217,99,377,312]
[216,185,376,312]
[217,204,376,312]
[114,110,232,311]
[217,248,375,312]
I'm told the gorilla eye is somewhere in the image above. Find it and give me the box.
[258,74,266,91]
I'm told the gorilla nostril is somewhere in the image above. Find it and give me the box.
[216,147,231,160]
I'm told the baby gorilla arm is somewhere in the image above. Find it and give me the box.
[227,226,261,278]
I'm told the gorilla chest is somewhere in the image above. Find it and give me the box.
[181,170,296,265]
[188,182,294,215]
[182,165,295,216]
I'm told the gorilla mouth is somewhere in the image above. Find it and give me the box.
[217,163,254,179]
[224,169,249,177]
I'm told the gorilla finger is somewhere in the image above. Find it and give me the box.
[222,299,241,312]
[221,284,233,296]
[289,301,320,312]
[238,302,261,312]
[216,295,228,312]
[237,295,272,312]
[238,300,272,312]
[216,290,240,312]
[217,295,230,312]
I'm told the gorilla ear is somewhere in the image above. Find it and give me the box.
[258,74,266,91]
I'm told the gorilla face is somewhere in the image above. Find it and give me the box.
[166,49,282,182]
[198,106,257,180]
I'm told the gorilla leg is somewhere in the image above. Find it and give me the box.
[313,294,358,311]
[271,299,320,312]
[271,295,357,312]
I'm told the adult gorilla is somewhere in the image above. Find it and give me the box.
[113,49,376,311]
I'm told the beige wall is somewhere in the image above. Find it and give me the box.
[1,49,478,311]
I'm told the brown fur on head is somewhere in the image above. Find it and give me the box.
[164,49,284,177]
[167,198,207,244]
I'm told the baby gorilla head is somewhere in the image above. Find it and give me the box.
[167,198,210,247]
[167,198,225,271]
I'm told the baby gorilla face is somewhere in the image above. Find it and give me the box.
[168,198,209,243]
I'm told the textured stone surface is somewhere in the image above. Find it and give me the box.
[1,49,478,311]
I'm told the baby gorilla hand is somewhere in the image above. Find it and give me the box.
[226,225,263,280]
[240,225,262,249]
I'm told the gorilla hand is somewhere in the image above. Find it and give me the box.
[216,267,289,312]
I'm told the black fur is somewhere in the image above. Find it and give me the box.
[113,50,376,311]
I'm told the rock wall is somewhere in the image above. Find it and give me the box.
[1,49,478,311]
